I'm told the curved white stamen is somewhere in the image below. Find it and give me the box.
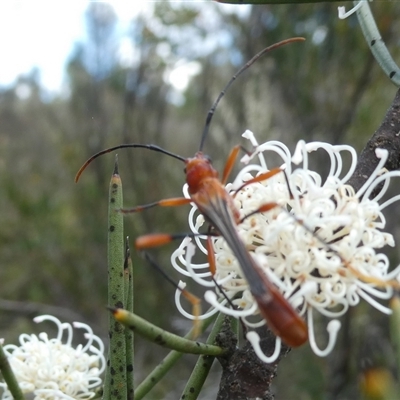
[241,130,265,167]
[193,237,208,255]
[367,171,400,206]
[384,263,400,280]
[291,140,306,166]
[246,331,281,363]
[308,309,341,357]
[86,344,106,375]
[185,266,215,286]
[204,290,259,317]
[187,206,201,234]
[357,148,389,198]
[62,322,73,347]
[247,143,292,172]
[371,173,391,203]
[240,138,293,175]
[184,241,215,287]
[85,334,105,362]
[357,289,392,314]
[182,183,190,199]
[231,164,265,190]
[186,240,195,263]
[172,237,212,278]
[34,315,65,342]
[215,273,236,287]
[177,257,210,273]
[312,302,349,318]
[356,280,392,299]
[185,213,209,254]
[338,1,366,20]
[376,147,389,161]
[242,129,258,146]
[305,142,337,178]
[244,130,268,170]
[255,140,293,172]
[171,250,191,277]
[288,281,317,305]
[73,322,93,353]
[333,151,342,179]
[17,334,31,346]
[334,145,358,183]
[379,193,400,211]
[241,318,266,329]
[174,283,220,320]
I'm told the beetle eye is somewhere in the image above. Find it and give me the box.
[204,155,212,163]
[183,167,187,174]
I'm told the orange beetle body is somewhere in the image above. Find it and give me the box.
[185,152,307,347]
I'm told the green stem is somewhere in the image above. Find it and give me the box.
[134,313,218,400]
[124,237,134,400]
[104,157,126,400]
[355,0,400,86]
[181,312,225,400]
[0,342,24,400]
[111,308,225,356]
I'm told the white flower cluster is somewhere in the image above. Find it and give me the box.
[0,315,105,400]
[171,130,400,361]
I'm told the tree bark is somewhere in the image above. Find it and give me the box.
[347,88,400,194]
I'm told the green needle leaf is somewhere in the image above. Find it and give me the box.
[103,156,127,400]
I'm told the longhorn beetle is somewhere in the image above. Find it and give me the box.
[76,37,308,347]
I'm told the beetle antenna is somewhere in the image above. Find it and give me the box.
[198,37,305,152]
[75,143,186,182]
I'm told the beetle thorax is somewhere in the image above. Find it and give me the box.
[185,152,219,195]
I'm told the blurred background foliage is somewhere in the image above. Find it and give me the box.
[1,1,400,399]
